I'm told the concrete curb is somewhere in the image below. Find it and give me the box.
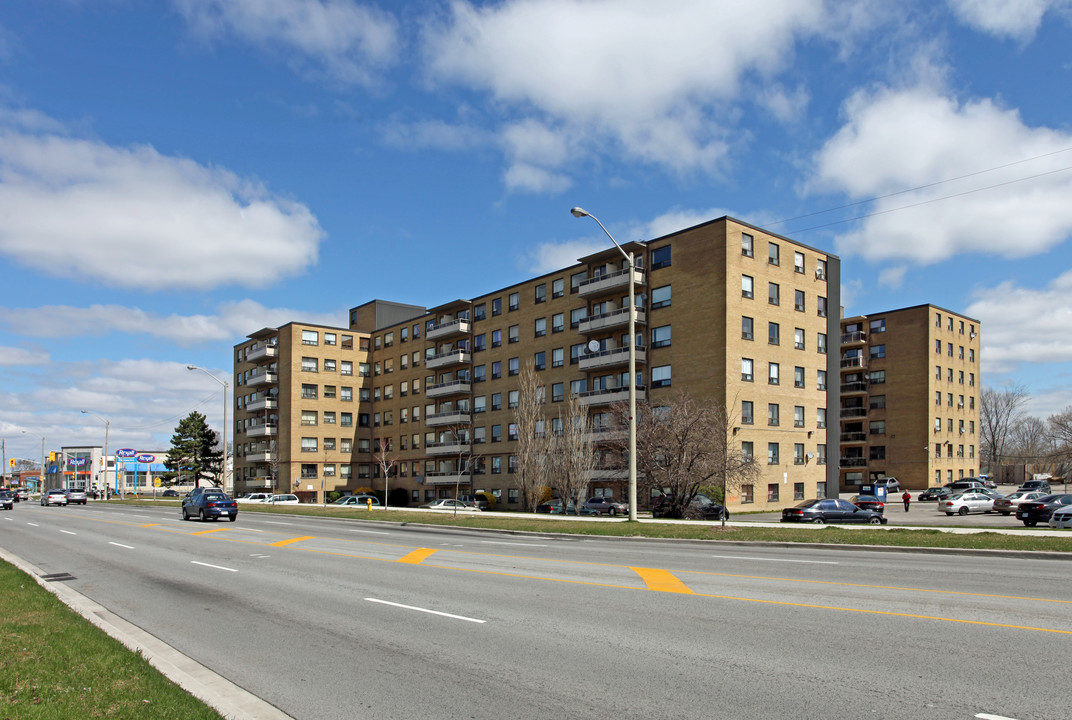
[0,545,294,720]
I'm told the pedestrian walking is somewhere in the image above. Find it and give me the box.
[901,490,911,512]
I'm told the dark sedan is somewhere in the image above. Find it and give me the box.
[917,487,951,502]
[181,490,238,522]
[1015,494,1072,527]
[0,490,13,511]
[851,495,885,513]
[582,497,629,516]
[652,493,729,520]
[781,498,888,524]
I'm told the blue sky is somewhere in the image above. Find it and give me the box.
[3,0,1072,463]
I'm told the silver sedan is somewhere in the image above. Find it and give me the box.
[993,491,1046,516]
[940,492,995,516]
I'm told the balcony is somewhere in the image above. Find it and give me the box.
[586,427,627,444]
[839,457,868,468]
[246,343,279,363]
[427,318,471,341]
[577,386,647,407]
[241,476,273,489]
[840,331,866,346]
[245,397,278,412]
[246,372,278,387]
[246,424,277,438]
[577,267,646,298]
[426,440,472,456]
[426,349,470,370]
[244,451,273,463]
[426,410,472,427]
[584,468,627,480]
[578,346,647,372]
[839,407,867,418]
[423,471,472,486]
[840,381,868,395]
[426,380,471,399]
[840,432,867,443]
[839,356,865,370]
[577,307,647,335]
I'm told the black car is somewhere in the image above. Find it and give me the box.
[652,493,729,520]
[851,495,885,513]
[1015,494,1072,527]
[0,490,13,511]
[161,489,179,497]
[917,487,951,502]
[181,490,238,522]
[781,498,888,524]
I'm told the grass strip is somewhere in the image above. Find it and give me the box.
[0,561,224,719]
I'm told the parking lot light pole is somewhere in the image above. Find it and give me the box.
[81,410,110,499]
[187,366,229,492]
[570,207,638,522]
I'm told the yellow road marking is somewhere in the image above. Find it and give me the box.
[398,548,438,565]
[191,527,230,535]
[139,523,160,528]
[271,535,315,548]
[632,567,695,594]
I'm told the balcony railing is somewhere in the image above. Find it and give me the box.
[426,350,471,370]
[577,386,647,407]
[426,440,472,455]
[245,397,278,412]
[840,356,865,369]
[427,318,472,341]
[840,331,866,345]
[839,407,867,418]
[426,410,472,427]
[246,372,279,387]
[839,457,867,467]
[247,343,278,363]
[578,346,647,372]
[577,307,647,335]
[426,380,471,399]
[246,424,277,438]
[577,267,646,298]
[840,432,866,443]
[423,471,473,485]
[840,381,868,394]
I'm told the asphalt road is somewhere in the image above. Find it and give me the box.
[3,502,1071,720]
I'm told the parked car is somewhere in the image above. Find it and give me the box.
[0,490,13,511]
[851,495,885,513]
[946,480,986,494]
[236,492,272,504]
[917,487,951,502]
[40,488,68,506]
[1049,506,1072,529]
[992,491,1046,516]
[181,490,238,522]
[268,494,300,505]
[873,477,901,493]
[419,498,481,511]
[161,489,179,497]
[940,492,995,516]
[781,498,887,524]
[1018,479,1052,494]
[652,493,729,520]
[334,494,381,507]
[583,497,629,516]
[1016,494,1072,527]
[65,488,88,505]
[459,494,492,511]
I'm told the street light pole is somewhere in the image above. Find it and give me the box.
[570,207,638,522]
[81,410,110,499]
[187,366,229,492]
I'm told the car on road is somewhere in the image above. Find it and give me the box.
[0,490,13,511]
[939,492,995,516]
[1049,506,1072,529]
[181,490,238,522]
[268,494,300,504]
[17,489,30,501]
[1018,479,1052,494]
[1016,494,1072,527]
[236,492,272,504]
[917,487,951,502]
[583,497,629,516]
[873,477,901,493]
[992,491,1046,516]
[850,495,885,513]
[334,494,381,508]
[419,498,481,511]
[781,498,887,524]
[40,488,68,506]
[65,488,88,505]
[651,493,729,520]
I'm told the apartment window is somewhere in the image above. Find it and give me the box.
[339,361,352,376]
[768,444,780,465]
[570,379,586,395]
[817,407,827,429]
[384,331,394,347]
[508,423,518,441]
[742,275,754,299]
[741,401,754,425]
[817,296,828,318]
[570,343,585,364]
[552,313,565,333]
[794,251,805,274]
[374,336,382,351]
[552,382,564,402]
[301,437,318,453]
[768,282,780,306]
[651,245,671,269]
[534,351,546,371]
[473,333,486,352]
[768,242,780,266]
[508,357,519,376]
[301,384,317,400]
[794,405,805,428]
[301,330,318,345]
[794,289,805,312]
[570,307,587,328]
[491,361,501,380]
[817,370,827,390]
[794,327,805,350]
[509,325,520,343]
[552,278,565,298]
[324,411,336,425]
[935,417,942,432]
[492,298,502,316]
[870,344,886,359]
[323,359,336,372]
[741,442,753,460]
[742,358,754,382]
[794,366,805,388]
[535,284,546,304]
[301,410,317,426]
[552,347,564,368]
[473,303,486,321]
[324,385,336,399]
[651,285,671,309]
[571,271,587,293]
[301,357,318,372]
[741,316,753,340]
[870,395,886,410]
[969,373,975,387]
[948,342,954,357]
[870,318,886,333]
[817,333,827,354]
[651,365,672,388]
[958,371,965,385]
[491,329,501,348]
[741,484,754,504]
[491,393,502,411]
[768,362,780,385]
[816,259,827,280]
[509,292,519,311]
[534,318,547,338]
[768,322,779,345]
[869,420,886,435]
[491,425,501,443]
[741,233,754,257]
[768,403,780,426]
[340,387,352,401]
[868,369,885,384]
[652,325,671,348]
[870,446,886,461]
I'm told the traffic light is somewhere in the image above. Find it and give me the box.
[7,458,13,468]
[49,451,56,462]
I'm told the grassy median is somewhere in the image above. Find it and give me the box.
[0,561,224,719]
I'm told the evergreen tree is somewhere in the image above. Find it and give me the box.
[162,411,223,487]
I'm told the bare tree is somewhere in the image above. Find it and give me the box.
[980,386,1030,473]
[549,393,596,514]
[513,361,547,511]
[374,438,397,509]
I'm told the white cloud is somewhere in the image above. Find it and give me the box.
[0,299,344,345]
[947,0,1071,42]
[811,84,1072,264]
[422,0,842,182]
[525,238,607,274]
[380,118,489,151]
[877,266,907,288]
[0,124,324,290]
[174,0,400,85]
[0,345,49,366]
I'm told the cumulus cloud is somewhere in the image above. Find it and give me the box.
[0,299,344,345]
[0,124,324,290]
[0,345,49,366]
[422,0,838,184]
[810,84,1072,264]
[947,0,1071,42]
[174,0,400,85]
